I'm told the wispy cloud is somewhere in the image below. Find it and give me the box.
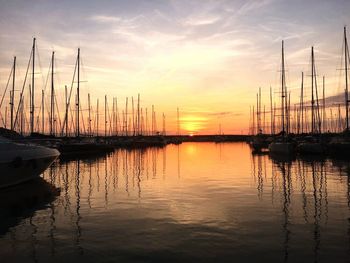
[91,15,122,23]
[0,0,349,133]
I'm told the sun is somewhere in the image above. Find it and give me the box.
[180,115,208,135]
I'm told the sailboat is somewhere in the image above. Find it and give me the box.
[328,27,350,156]
[269,40,296,156]
[297,46,325,155]
[251,88,270,153]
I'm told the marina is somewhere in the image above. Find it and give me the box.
[1,1,350,262]
[249,27,350,159]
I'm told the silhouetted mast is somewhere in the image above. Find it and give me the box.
[20,92,24,135]
[116,98,119,136]
[50,51,55,136]
[105,95,107,137]
[65,85,68,136]
[30,38,36,134]
[132,96,135,136]
[88,93,91,136]
[96,99,99,136]
[311,46,315,134]
[151,105,154,135]
[299,72,304,134]
[137,94,140,135]
[281,40,286,135]
[76,48,80,137]
[42,90,44,133]
[270,86,273,134]
[10,56,16,131]
[177,107,180,136]
[125,97,128,136]
[256,93,259,134]
[322,76,326,132]
[344,27,349,131]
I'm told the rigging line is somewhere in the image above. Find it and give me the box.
[313,55,322,133]
[35,43,46,90]
[0,109,5,127]
[54,58,64,115]
[55,94,62,133]
[14,47,33,128]
[69,105,76,134]
[80,56,89,90]
[107,100,113,135]
[36,61,52,125]
[0,66,13,111]
[61,56,78,135]
[80,103,86,135]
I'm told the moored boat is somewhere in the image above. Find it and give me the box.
[297,136,326,155]
[328,135,350,157]
[0,137,60,188]
[269,140,296,155]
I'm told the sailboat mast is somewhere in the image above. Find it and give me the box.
[77,48,80,137]
[116,97,118,136]
[132,96,135,136]
[177,107,180,136]
[137,94,140,135]
[20,92,23,135]
[42,90,44,134]
[125,97,128,136]
[252,106,255,135]
[65,85,68,136]
[10,56,16,131]
[88,93,91,136]
[259,87,262,133]
[322,76,326,133]
[288,92,291,133]
[96,99,99,136]
[105,95,107,137]
[145,108,148,135]
[281,40,286,134]
[311,46,315,134]
[30,38,36,134]
[50,51,55,136]
[152,105,154,135]
[344,27,349,131]
[300,72,304,133]
[256,93,258,134]
[270,86,273,135]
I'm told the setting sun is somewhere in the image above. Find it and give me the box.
[180,115,208,134]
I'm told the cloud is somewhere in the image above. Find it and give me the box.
[91,15,122,23]
[182,15,221,26]
[236,0,276,15]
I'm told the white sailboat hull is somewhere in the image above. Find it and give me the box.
[0,139,60,188]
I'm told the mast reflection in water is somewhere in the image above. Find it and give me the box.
[0,143,349,262]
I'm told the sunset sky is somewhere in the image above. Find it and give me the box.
[0,0,349,134]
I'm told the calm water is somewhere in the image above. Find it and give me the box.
[0,142,349,262]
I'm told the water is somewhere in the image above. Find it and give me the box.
[0,142,349,262]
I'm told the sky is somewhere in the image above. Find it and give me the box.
[0,0,349,135]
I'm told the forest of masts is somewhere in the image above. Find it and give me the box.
[0,38,182,137]
[249,27,350,136]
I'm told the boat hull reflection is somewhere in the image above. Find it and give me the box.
[0,156,58,188]
[0,177,60,235]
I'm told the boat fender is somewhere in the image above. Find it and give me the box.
[10,156,22,168]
